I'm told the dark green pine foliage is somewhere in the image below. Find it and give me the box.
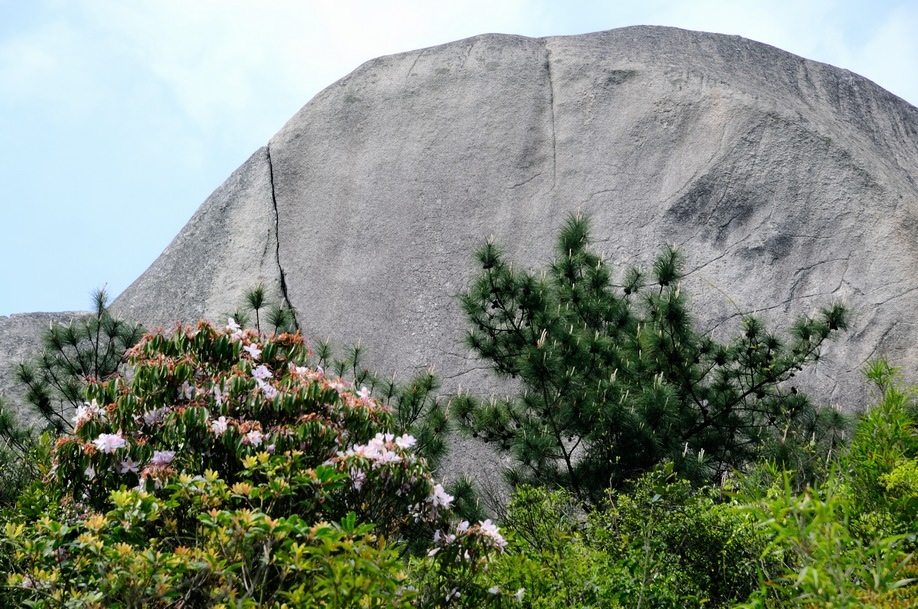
[455,213,848,504]
[17,288,144,434]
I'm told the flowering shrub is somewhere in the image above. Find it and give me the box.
[2,320,506,607]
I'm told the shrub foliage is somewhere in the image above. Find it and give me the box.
[2,320,505,608]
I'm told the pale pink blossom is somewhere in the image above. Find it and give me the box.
[226,318,245,341]
[74,399,103,428]
[350,468,366,490]
[142,407,169,426]
[93,432,127,454]
[252,364,272,380]
[179,381,195,400]
[243,343,262,360]
[119,457,140,474]
[258,380,278,400]
[428,484,454,510]
[339,433,403,467]
[210,416,228,435]
[84,466,96,480]
[245,429,264,447]
[395,434,417,449]
[212,384,227,405]
[478,519,507,549]
[151,451,175,466]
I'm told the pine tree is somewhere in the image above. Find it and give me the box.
[16,288,143,434]
[454,213,848,504]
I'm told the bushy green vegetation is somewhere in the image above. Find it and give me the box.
[455,213,848,503]
[0,321,505,607]
[0,215,915,607]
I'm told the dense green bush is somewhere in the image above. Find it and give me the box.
[736,360,918,608]
[1,320,505,608]
[842,359,918,547]
[417,465,772,608]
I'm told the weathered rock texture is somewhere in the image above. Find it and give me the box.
[4,27,918,479]
[115,26,918,406]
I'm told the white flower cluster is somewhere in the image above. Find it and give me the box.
[226,318,245,342]
[477,519,507,550]
[338,433,417,468]
[73,399,104,429]
[210,415,228,436]
[92,432,127,454]
[141,406,170,426]
[244,429,264,447]
[427,518,508,559]
[428,483,453,509]
[245,362,278,399]
[409,482,454,523]
[151,450,175,466]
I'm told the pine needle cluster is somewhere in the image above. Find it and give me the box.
[455,213,848,504]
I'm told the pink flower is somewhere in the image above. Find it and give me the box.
[212,384,226,405]
[210,416,228,435]
[119,457,140,474]
[226,318,245,341]
[151,451,175,466]
[93,433,127,454]
[74,399,103,428]
[252,364,272,380]
[245,430,264,447]
[395,434,417,449]
[142,407,169,426]
[179,381,195,400]
[428,484,454,509]
[258,380,278,400]
[478,519,507,549]
[243,343,262,360]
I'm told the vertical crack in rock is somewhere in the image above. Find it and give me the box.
[265,145,299,328]
[405,49,426,84]
[543,41,558,190]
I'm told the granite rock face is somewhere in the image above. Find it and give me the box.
[117,26,918,408]
[5,27,918,480]
[113,147,284,328]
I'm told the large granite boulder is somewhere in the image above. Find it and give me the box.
[114,26,918,411]
[4,27,917,483]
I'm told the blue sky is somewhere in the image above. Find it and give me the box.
[1,0,916,316]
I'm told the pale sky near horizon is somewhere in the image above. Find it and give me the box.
[1,0,916,317]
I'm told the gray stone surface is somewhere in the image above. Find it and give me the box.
[112,147,284,327]
[0,312,86,424]
[262,26,917,408]
[4,26,918,484]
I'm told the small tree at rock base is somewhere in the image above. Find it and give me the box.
[15,288,143,434]
[454,212,848,505]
